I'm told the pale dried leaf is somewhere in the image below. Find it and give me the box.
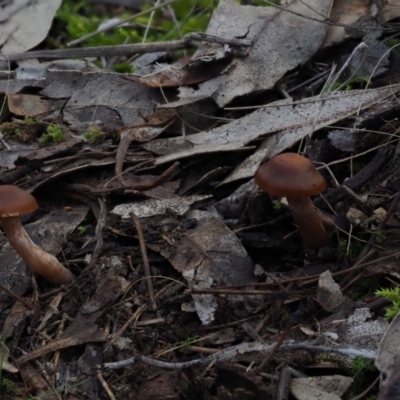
[299,326,319,337]
[0,343,18,373]
[220,85,400,185]
[0,0,61,54]
[328,130,359,152]
[1,359,18,373]
[317,271,347,312]
[218,139,269,186]
[0,70,167,127]
[15,58,98,81]
[0,143,35,169]
[145,86,400,176]
[161,75,226,108]
[63,73,165,128]
[190,0,332,106]
[322,0,368,47]
[336,308,388,350]
[111,195,211,218]
[375,312,400,379]
[154,210,255,324]
[291,375,353,400]
[8,94,65,117]
[382,0,400,22]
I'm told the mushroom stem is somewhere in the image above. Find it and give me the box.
[1,217,74,285]
[286,196,329,248]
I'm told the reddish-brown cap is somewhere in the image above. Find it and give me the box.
[255,153,326,197]
[0,185,38,217]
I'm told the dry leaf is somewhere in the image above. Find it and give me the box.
[189,0,332,106]
[317,271,348,312]
[291,375,353,400]
[150,210,256,324]
[111,195,211,218]
[0,0,61,54]
[323,0,368,47]
[144,85,400,179]
[375,312,400,382]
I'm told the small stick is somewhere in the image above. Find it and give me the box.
[77,198,107,280]
[186,32,252,47]
[67,162,180,194]
[131,212,157,310]
[3,32,252,62]
[258,320,294,370]
[0,283,33,309]
[2,40,196,61]
[103,341,376,371]
[97,370,117,400]
[124,161,180,192]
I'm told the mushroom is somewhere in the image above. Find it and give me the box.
[255,153,329,248]
[0,185,74,285]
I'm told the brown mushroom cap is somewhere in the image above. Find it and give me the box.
[0,185,38,217]
[255,153,326,197]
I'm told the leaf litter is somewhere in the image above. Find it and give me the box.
[1,0,400,399]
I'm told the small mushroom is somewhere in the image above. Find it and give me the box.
[255,153,329,248]
[0,185,74,285]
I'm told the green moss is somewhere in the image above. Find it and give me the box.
[330,76,371,92]
[345,357,378,400]
[272,199,282,210]
[53,0,281,55]
[23,116,34,124]
[365,228,385,244]
[376,287,400,320]
[83,126,105,144]
[349,357,376,375]
[113,61,134,73]
[55,0,214,47]
[385,38,400,54]
[338,238,363,263]
[40,124,64,144]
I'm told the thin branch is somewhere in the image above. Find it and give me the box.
[186,32,252,47]
[0,283,33,309]
[2,40,197,61]
[131,212,157,310]
[2,32,252,62]
[103,341,376,371]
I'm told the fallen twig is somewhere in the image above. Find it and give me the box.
[1,32,252,62]
[0,283,33,309]
[131,212,157,310]
[78,198,107,280]
[103,341,376,371]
